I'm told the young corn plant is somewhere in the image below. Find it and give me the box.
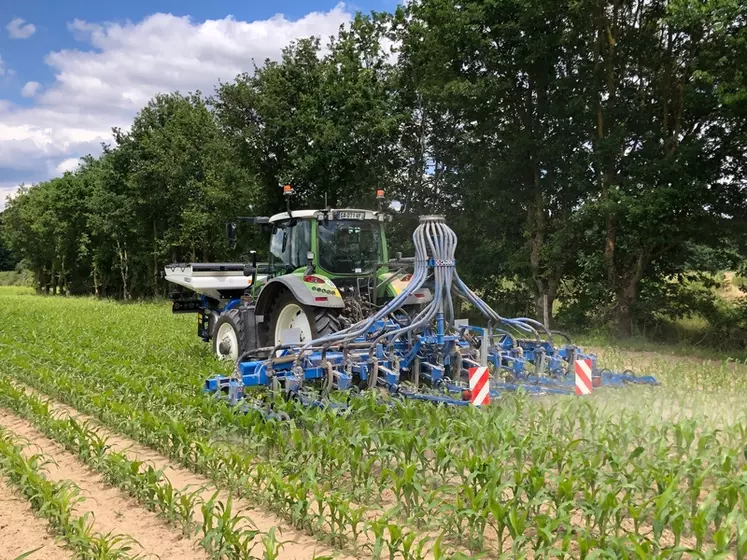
[200,492,265,560]
[0,427,139,559]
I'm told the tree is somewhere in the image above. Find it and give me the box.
[393,0,593,323]
[0,213,17,271]
[112,92,257,296]
[579,0,747,335]
[3,184,58,292]
[214,14,402,212]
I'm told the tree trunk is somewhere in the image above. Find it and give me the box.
[92,261,100,298]
[533,275,560,328]
[527,156,561,327]
[36,269,46,294]
[116,239,130,300]
[612,248,650,338]
[604,208,617,285]
[153,221,159,298]
[534,293,550,327]
[61,262,68,296]
[613,281,637,338]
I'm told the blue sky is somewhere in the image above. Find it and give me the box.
[0,0,400,208]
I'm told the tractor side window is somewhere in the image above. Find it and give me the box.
[270,221,310,270]
[291,220,311,269]
[270,225,289,268]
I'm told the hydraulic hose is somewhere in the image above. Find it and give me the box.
[257,213,557,389]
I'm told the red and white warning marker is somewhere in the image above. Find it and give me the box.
[574,358,593,396]
[468,366,490,406]
[469,366,490,406]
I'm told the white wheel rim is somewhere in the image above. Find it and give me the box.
[274,303,312,346]
[216,322,239,361]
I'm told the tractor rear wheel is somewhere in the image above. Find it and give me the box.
[265,290,341,347]
[212,309,246,362]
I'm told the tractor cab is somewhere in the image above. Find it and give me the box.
[247,207,409,326]
[265,208,388,278]
[165,188,431,361]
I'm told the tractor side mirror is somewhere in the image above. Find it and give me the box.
[305,251,315,276]
[226,222,237,248]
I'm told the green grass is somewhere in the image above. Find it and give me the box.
[0,285,35,296]
[1,288,746,558]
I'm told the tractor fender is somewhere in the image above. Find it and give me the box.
[255,275,344,320]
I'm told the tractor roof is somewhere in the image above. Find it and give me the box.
[268,208,382,223]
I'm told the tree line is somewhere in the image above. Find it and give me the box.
[2,0,746,338]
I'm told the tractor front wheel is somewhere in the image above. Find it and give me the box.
[266,290,341,347]
[212,309,246,362]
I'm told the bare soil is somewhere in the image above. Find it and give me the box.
[0,409,209,560]
[0,479,72,560]
[12,384,349,560]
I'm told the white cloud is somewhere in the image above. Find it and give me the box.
[0,183,25,211]
[0,55,5,76]
[0,5,352,185]
[55,157,80,174]
[6,18,36,39]
[21,81,41,98]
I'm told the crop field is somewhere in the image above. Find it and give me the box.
[0,287,746,559]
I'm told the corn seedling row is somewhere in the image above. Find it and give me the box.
[2,349,433,557]
[0,424,139,559]
[0,377,288,560]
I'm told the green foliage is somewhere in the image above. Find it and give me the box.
[213,14,402,211]
[12,549,43,560]
[0,269,33,286]
[0,214,17,271]
[0,373,289,560]
[0,0,745,333]
[2,94,256,299]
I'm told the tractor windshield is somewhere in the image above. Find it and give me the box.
[318,220,381,274]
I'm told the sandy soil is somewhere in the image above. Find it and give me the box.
[12,384,350,560]
[0,410,209,560]
[0,480,72,560]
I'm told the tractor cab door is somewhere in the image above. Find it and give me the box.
[269,219,311,275]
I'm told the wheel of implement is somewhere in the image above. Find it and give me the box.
[212,309,246,362]
[266,290,341,347]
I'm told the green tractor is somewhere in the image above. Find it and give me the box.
[165,190,431,361]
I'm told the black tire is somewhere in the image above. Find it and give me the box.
[263,290,341,347]
[314,306,342,337]
[212,309,246,361]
